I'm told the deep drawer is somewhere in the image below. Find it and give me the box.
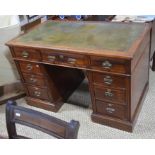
[95,100,127,120]
[13,47,41,61]
[94,86,126,105]
[22,73,46,87]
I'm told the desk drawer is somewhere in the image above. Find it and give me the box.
[27,85,49,100]
[94,86,126,105]
[41,50,88,68]
[92,72,127,89]
[90,56,129,74]
[95,100,127,120]
[18,61,43,75]
[13,47,41,61]
[22,73,46,87]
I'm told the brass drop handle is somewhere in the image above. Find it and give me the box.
[68,58,76,64]
[106,107,115,114]
[26,64,33,71]
[102,60,112,69]
[48,55,56,61]
[59,55,64,59]
[22,51,29,58]
[104,76,113,85]
[29,77,37,83]
[104,89,114,97]
[34,91,41,97]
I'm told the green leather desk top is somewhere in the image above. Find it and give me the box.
[8,21,147,53]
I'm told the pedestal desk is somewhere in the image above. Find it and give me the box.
[6,21,151,132]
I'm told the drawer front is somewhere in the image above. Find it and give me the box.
[92,72,127,89]
[96,100,127,120]
[90,56,129,74]
[13,47,41,61]
[41,50,88,68]
[27,85,49,100]
[22,73,46,87]
[94,86,126,105]
[18,61,43,75]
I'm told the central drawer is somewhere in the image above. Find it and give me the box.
[94,86,126,105]
[41,50,89,68]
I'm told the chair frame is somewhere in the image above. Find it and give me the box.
[6,100,80,139]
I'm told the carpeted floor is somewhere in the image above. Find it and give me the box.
[0,70,155,139]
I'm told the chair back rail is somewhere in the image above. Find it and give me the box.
[6,100,80,139]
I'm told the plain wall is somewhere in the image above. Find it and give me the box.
[0,15,21,85]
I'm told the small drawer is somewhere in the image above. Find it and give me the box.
[18,61,43,75]
[90,56,129,74]
[94,86,126,105]
[41,50,88,68]
[13,47,41,61]
[27,85,49,100]
[92,72,127,89]
[96,100,127,120]
[22,73,46,87]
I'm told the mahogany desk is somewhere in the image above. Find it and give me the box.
[6,21,151,132]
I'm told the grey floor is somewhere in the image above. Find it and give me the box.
[0,70,155,139]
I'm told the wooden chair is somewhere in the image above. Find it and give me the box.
[5,100,80,139]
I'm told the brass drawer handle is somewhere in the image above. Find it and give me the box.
[102,60,112,69]
[104,89,114,97]
[34,91,41,97]
[106,107,115,114]
[29,77,37,83]
[104,76,113,85]
[59,55,64,59]
[22,51,29,58]
[68,58,76,64]
[48,55,56,61]
[26,64,33,71]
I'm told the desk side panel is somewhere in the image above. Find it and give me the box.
[130,43,150,121]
